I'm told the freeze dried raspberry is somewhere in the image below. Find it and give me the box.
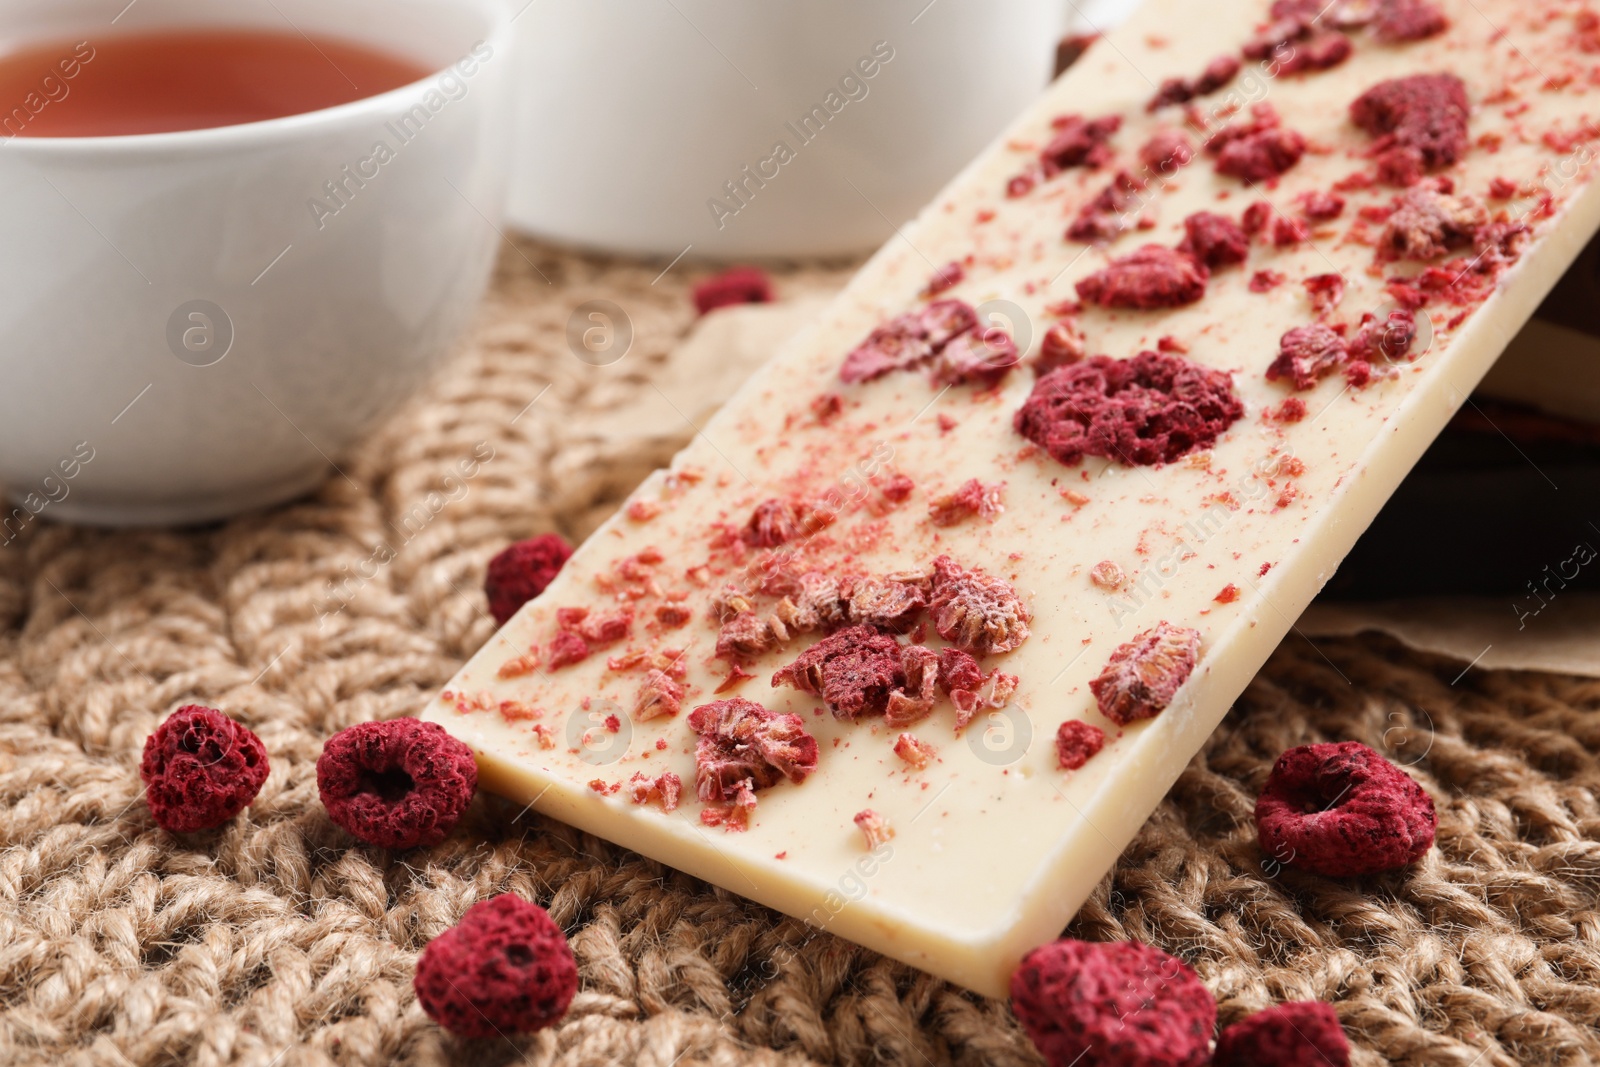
[881,474,915,504]
[1178,211,1249,269]
[414,893,577,1038]
[1076,246,1208,309]
[546,630,590,669]
[692,266,773,315]
[1300,191,1346,221]
[317,718,477,850]
[772,625,905,720]
[634,669,685,721]
[1268,324,1349,390]
[1014,351,1245,467]
[485,534,574,626]
[687,697,819,803]
[893,732,936,769]
[743,497,834,548]
[1272,216,1309,247]
[1040,113,1123,175]
[1056,720,1105,770]
[928,479,1005,526]
[1303,273,1346,314]
[1377,187,1487,260]
[1011,939,1216,1067]
[1373,0,1447,41]
[1148,54,1241,110]
[886,644,941,727]
[1089,560,1127,591]
[844,574,927,631]
[1038,319,1087,372]
[1067,170,1146,244]
[715,611,777,661]
[140,705,270,834]
[928,556,1031,655]
[1349,307,1420,363]
[574,607,633,646]
[933,325,1021,386]
[627,771,682,812]
[839,300,977,383]
[1241,201,1272,235]
[1351,74,1469,185]
[1255,740,1437,876]
[1090,622,1201,726]
[1249,269,1285,292]
[1208,106,1306,183]
[937,647,984,697]
[854,809,894,848]
[924,261,964,295]
[1214,1001,1350,1067]
[1139,129,1195,174]
[1273,397,1308,422]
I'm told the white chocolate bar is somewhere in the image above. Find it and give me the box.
[427,0,1600,997]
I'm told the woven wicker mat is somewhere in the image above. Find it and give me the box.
[5,241,1600,1067]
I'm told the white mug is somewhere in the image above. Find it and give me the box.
[505,0,1067,258]
[0,0,513,528]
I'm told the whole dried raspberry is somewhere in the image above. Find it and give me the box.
[140,705,270,834]
[1267,324,1349,390]
[414,893,577,1038]
[1255,741,1437,877]
[1076,246,1208,309]
[1056,720,1105,770]
[317,718,478,850]
[1178,211,1249,269]
[1011,938,1216,1067]
[1090,622,1201,726]
[692,265,774,315]
[772,625,906,720]
[928,556,1032,656]
[1014,351,1245,467]
[1214,1001,1350,1067]
[1350,74,1469,184]
[687,698,819,802]
[485,534,574,626]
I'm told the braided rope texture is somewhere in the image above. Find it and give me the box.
[3,243,1599,1067]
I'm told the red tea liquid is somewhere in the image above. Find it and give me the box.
[0,29,431,138]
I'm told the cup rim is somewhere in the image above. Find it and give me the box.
[0,0,512,154]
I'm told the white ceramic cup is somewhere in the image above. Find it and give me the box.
[505,0,1067,258]
[0,0,513,528]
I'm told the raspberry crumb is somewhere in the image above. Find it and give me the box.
[881,473,915,503]
[1139,129,1195,173]
[1272,398,1308,423]
[498,648,542,679]
[1076,245,1208,309]
[1259,562,1273,576]
[928,478,1006,526]
[1038,319,1087,372]
[1299,191,1346,221]
[1067,170,1146,244]
[1090,622,1201,726]
[937,646,984,698]
[854,808,894,849]
[929,556,1032,655]
[1214,1001,1350,1067]
[1011,939,1216,1067]
[316,718,478,850]
[1350,74,1470,186]
[546,630,590,670]
[772,625,907,720]
[1255,741,1437,877]
[1055,720,1106,770]
[1372,0,1448,42]
[840,299,977,384]
[1215,583,1241,604]
[1249,270,1285,292]
[634,669,686,721]
[893,732,936,769]
[140,705,270,834]
[687,698,819,828]
[627,771,682,812]
[655,604,692,628]
[1040,113,1123,175]
[414,894,577,1038]
[1089,560,1127,591]
[1147,54,1240,111]
[485,534,574,626]
[1014,351,1245,467]
[1178,212,1249,269]
[1271,216,1309,247]
[1377,187,1487,260]
[1302,273,1345,314]
[692,266,773,315]
[811,392,844,424]
[1241,201,1271,235]
[625,499,660,522]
